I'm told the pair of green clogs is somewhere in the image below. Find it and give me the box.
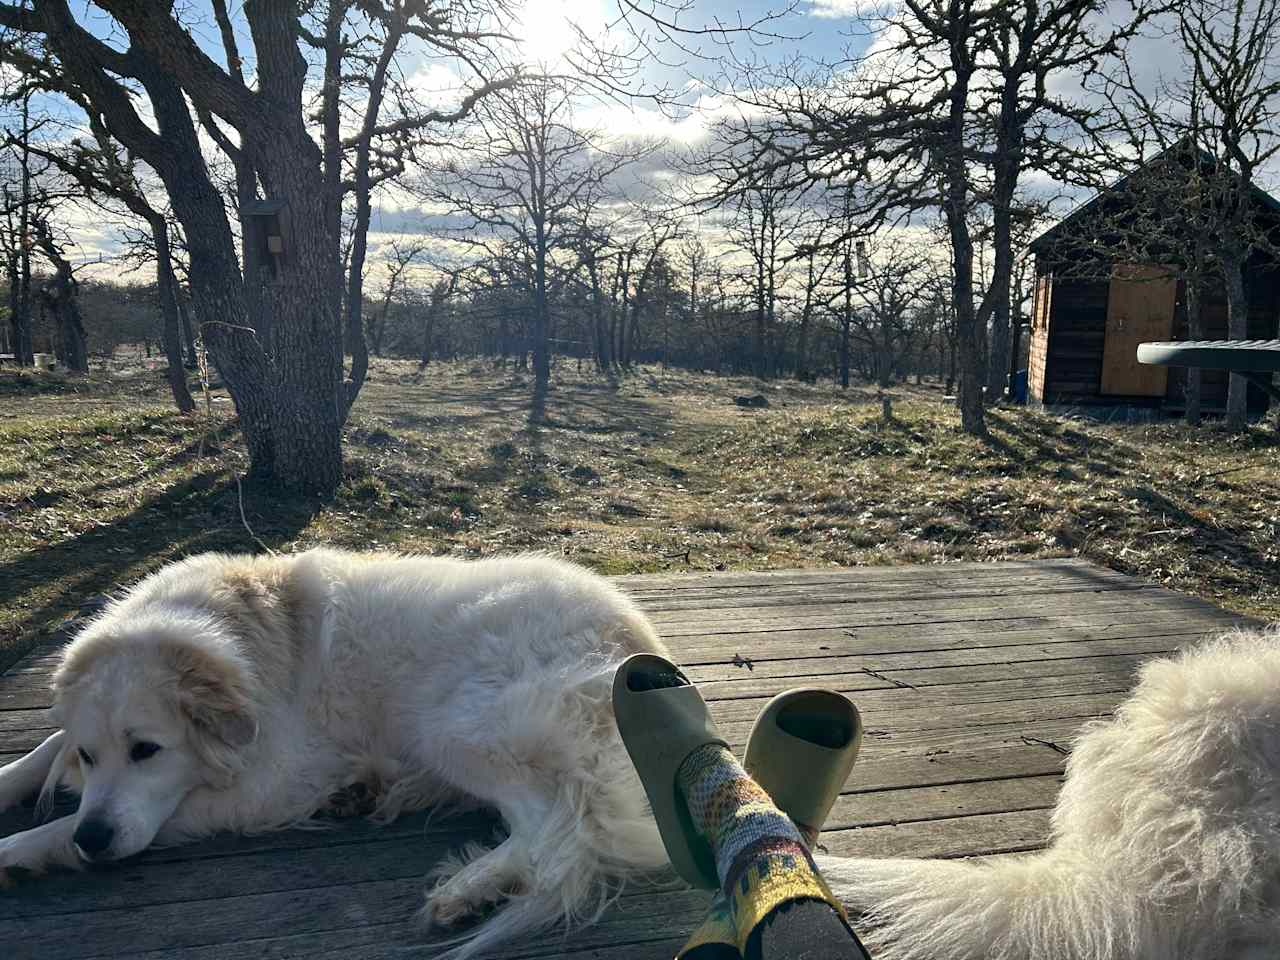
[613,653,862,889]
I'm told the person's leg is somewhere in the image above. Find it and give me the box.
[675,743,869,958]
[744,897,871,960]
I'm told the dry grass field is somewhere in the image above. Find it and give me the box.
[2,357,1277,670]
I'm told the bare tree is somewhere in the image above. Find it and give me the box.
[1177,0,1280,428]
[619,205,681,369]
[369,240,427,358]
[16,107,198,410]
[846,236,931,387]
[25,216,86,372]
[569,218,620,372]
[698,134,806,379]
[417,271,460,368]
[792,216,839,382]
[704,0,1157,432]
[425,76,650,392]
[0,91,42,366]
[0,0,513,492]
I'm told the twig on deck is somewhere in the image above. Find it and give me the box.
[860,666,916,690]
[1020,735,1069,755]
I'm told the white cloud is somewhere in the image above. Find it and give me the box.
[806,0,895,19]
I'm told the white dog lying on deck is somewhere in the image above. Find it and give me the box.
[2,548,1279,960]
[0,548,669,959]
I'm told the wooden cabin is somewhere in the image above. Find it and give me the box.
[1027,147,1280,411]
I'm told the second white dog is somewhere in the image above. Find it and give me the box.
[815,627,1280,960]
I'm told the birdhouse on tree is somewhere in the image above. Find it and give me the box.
[241,199,292,280]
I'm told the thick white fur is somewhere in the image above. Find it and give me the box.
[815,627,1280,960]
[0,548,670,959]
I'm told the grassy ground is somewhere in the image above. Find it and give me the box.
[2,357,1277,670]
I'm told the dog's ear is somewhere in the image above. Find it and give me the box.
[164,642,259,788]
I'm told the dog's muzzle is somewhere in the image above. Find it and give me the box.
[73,818,115,862]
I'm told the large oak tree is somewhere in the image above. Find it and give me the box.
[0,0,514,493]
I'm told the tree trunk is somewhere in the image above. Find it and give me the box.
[153,218,196,413]
[16,94,34,367]
[7,256,33,366]
[420,306,437,368]
[532,223,550,391]
[38,259,89,375]
[754,277,766,378]
[1007,292,1023,400]
[177,292,198,368]
[11,264,32,368]
[841,249,852,389]
[797,308,811,382]
[1184,274,1202,426]
[587,257,609,372]
[877,342,893,388]
[615,252,630,370]
[987,288,1011,399]
[946,186,986,433]
[1223,258,1249,430]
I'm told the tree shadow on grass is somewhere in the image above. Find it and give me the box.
[981,409,1140,481]
[3,421,243,516]
[0,473,320,672]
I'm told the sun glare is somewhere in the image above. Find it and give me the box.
[515,0,591,65]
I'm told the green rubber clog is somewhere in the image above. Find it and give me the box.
[744,688,862,835]
[612,653,727,889]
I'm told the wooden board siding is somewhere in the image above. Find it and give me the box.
[1028,274,1052,403]
[1100,263,1177,396]
[1041,277,1110,401]
[0,560,1258,960]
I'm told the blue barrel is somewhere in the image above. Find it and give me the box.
[1012,369,1028,404]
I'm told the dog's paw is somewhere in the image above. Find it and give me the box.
[0,826,80,888]
[321,781,379,819]
[422,888,479,929]
[421,866,524,930]
[0,836,48,888]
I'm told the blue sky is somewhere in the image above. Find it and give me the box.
[19,0,1280,280]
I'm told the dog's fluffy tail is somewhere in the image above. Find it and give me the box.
[812,629,1280,960]
[815,840,1261,960]
[815,850,1160,960]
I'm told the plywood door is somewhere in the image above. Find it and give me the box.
[1101,263,1177,396]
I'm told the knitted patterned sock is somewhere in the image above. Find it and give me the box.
[679,890,738,959]
[674,743,849,958]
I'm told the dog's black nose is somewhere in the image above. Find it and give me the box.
[73,818,114,858]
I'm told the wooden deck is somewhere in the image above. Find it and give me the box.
[0,559,1256,959]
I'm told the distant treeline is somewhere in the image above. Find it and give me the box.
[3,272,993,389]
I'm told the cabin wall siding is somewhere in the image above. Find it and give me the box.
[1028,253,1280,409]
[1043,278,1109,402]
[1028,274,1052,403]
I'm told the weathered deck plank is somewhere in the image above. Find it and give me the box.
[0,560,1258,959]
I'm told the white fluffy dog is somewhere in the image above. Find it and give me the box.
[815,627,1280,960]
[0,548,669,958]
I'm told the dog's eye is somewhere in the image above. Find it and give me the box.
[130,741,162,763]
[78,747,95,767]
